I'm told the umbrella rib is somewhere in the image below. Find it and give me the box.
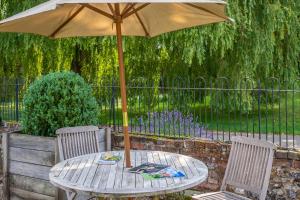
[133,7,149,37]
[107,3,115,16]
[122,3,150,19]
[120,3,130,15]
[50,5,85,38]
[80,3,114,20]
[185,3,229,21]
[121,3,137,16]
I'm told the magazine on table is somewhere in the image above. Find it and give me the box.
[97,152,121,165]
[129,162,186,180]
[129,162,169,174]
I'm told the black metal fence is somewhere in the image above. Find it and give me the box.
[0,79,25,122]
[1,77,300,148]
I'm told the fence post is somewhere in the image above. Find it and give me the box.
[2,132,9,200]
[15,79,19,122]
[105,127,112,151]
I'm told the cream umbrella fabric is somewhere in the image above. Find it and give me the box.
[0,0,232,168]
[0,0,231,38]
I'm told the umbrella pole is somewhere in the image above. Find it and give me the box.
[115,12,131,168]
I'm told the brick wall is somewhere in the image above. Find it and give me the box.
[113,133,300,200]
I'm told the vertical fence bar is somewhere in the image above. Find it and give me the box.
[129,81,133,134]
[215,81,219,139]
[153,81,157,135]
[278,82,282,147]
[172,78,175,137]
[270,78,276,144]
[1,78,3,120]
[135,80,138,134]
[193,79,196,137]
[112,78,116,132]
[258,80,262,139]
[239,80,242,136]
[185,79,189,137]
[4,78,7,121]
[265,83,268,141]
[233,81,237,137]
[203,79,207,139]
[220,79,224,141]
[292,81,295,148]
[158,79,161,136]
[117,83,121,133]
[292,84,295,148]
[285,80,288,148]
[160,78,164,136]
[210,80,213,140]
[15,78,19,122]
[251,81,255,138]
[245,80,249,137]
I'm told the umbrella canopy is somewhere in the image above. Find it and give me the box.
[0,0,232,168]
[0,0,231,38]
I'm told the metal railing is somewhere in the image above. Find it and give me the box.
[1,77,299,148]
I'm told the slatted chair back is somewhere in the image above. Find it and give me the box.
[56,126,100,161]
[221,136,275,200]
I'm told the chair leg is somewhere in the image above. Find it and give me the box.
[66,191,77,200]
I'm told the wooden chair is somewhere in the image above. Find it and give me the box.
[56,126,105,161]
[56,125,111,200]
[193,136,275,200]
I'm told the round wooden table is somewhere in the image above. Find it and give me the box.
[49,150,208,198]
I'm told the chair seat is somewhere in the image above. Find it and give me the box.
[192,191,251,200]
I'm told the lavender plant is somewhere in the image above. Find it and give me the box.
[129,110,212,139]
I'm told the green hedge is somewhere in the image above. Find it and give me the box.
[22,72,98,136]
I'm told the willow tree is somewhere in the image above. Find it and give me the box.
[0,0,299,86]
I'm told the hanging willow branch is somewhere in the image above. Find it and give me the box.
[0,0,299,85]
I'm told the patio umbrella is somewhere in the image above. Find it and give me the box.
[0,0,232,167]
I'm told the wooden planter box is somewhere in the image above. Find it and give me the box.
[1,128,110,200]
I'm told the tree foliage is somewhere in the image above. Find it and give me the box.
[22,71,99,136]
[0,0,299,86]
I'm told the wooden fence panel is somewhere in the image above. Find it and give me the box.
[9,147,55,166]
[10,187,55,200]
[2,128,111,200]
[10,174,56,197]
[4,133,57,200]
[9,161,52,181]
[9,134,55,151]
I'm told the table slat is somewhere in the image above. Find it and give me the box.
[106,152,121,189]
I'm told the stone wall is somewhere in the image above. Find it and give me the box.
[112,133,300,200]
